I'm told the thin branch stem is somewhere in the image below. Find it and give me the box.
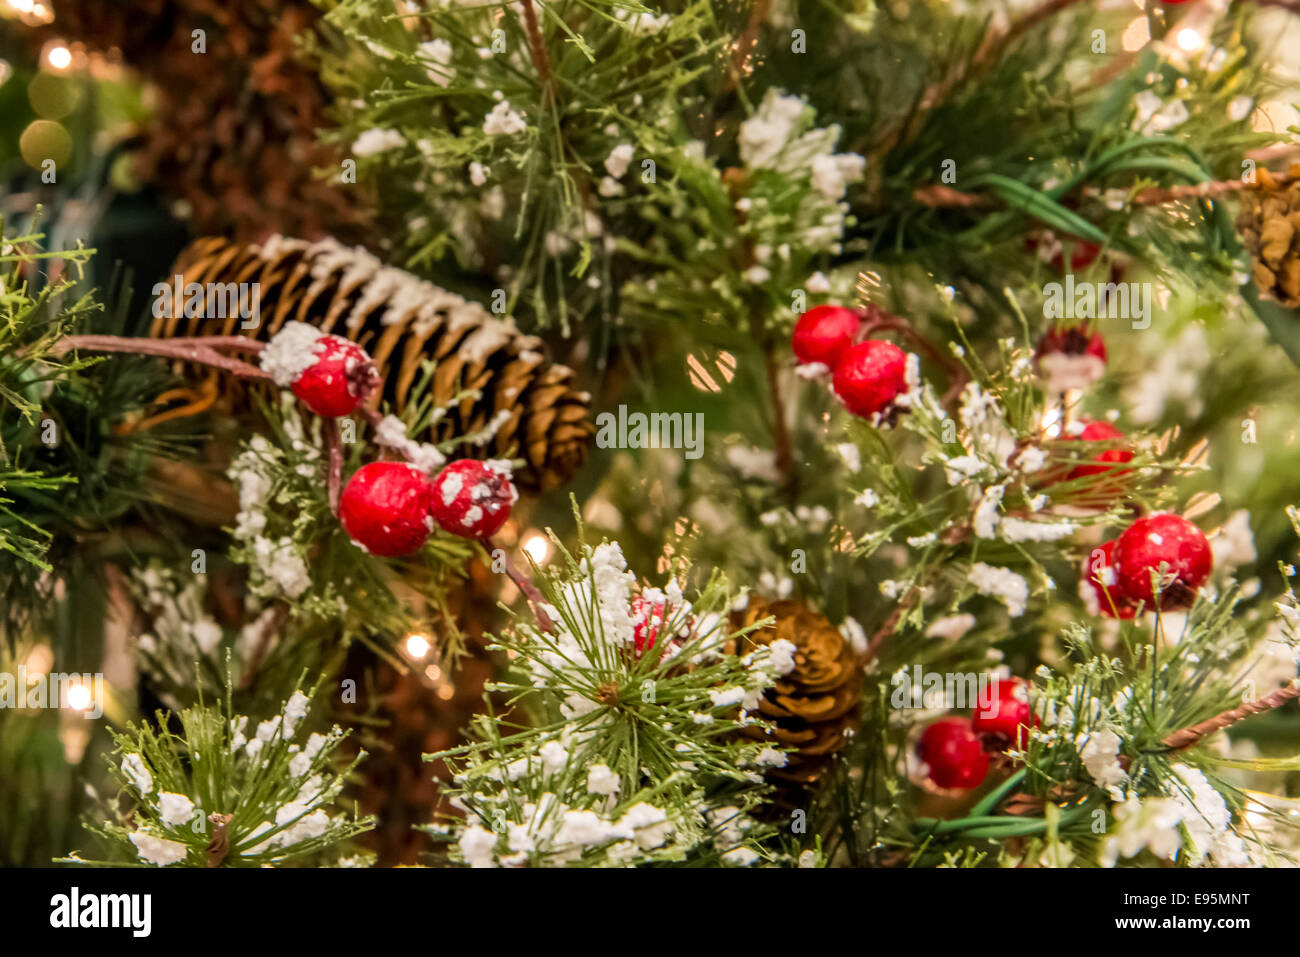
[487,537,555,633]
[519,0,556,105]
[728,0,773,90]
[325,418,343,517]
[764,346,795,486]
[869,0,1090,163]
[1160,682,1300,751]
[54,334,272,381]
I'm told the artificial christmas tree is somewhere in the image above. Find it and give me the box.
[7,0,1300,886]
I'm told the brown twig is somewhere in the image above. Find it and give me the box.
[1160,682,1300,752]
[205,813,234,868]
[239,603,290,691]
[487,537,555,633]
[54,334,271,381]
[861,594,914,665]
[914,175,1273,213]
[912,184,989,208]
[764,346,795,486]
[861,306,965,379]
[519,0,556,105]
[324,418,343,516]
[728,0,773,90]
[870,0,1090,164]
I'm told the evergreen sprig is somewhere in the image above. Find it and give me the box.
[66,688,373,868]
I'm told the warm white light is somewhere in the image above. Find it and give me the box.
[1040,406,1064,439]
[1176,28,1206,54]
[404,633,431,659]
[64,680,93,712]
[522,532,551,564]
[1121,17,1150,52]
[45,44,72,71]
[23,644,52,677]
[8,0,35,14]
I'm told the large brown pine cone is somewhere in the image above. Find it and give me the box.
[731,596,861,785]
[1237,163,1300,308]
[151,235,595,493]
[46,0,368,242]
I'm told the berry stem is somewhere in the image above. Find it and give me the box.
[764,346,796,487]
[324,418,343,517]
[54,334,272,381]
[485,537,555,633]
[858,305,969,407]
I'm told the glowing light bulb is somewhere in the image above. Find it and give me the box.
[1175,27,1206,53]
[1041,406,1064,439]
[404,633,431,659]
[522,532,550,564]
[45,45,72,71]
[64,680,93,712]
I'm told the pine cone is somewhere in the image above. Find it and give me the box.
[45,0,367,242]
[152,235,594,493]
[731,597,860,785]
[1237,163,1300,308]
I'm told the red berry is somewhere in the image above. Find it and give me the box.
[792,305,862,368]
[1064,420,1134,482]
[1068,240,1102,273]
[632,595,667,659]
[917,717,989,790]
[1081,539,1139,620]
[261,322,378,417]
[831,339,909,420]
[429,459,517,539]
[1113,513,1212,610]
[970,678,1038,749]
[292,337,376,417]
[1034,326,1107,393]
[339,462,435,558]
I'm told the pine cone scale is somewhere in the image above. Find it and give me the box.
[152,235,594,492]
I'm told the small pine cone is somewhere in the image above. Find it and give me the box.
[1237,163,1300,308]
[731,597,860,785]
[152,235,594,493]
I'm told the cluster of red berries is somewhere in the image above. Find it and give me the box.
[1083,512,1213,618]
[1028,306,1215,616]
[266,327,517,558]
[916,678,1037,790]
[339,458,516,557]
[791,305,911,421]
[1029,327,1215,617]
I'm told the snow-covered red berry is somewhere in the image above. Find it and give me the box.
[1113,513,1212,610]
[917,717,989,790]
[1081,539,1138,620]
[260,320,378,418]
[429,459,518,539]
[970,677,1038,749]
[339,462,435,558]
[1034,326,1106,394]
[831,339,909,420]
[632,595,667,659]
[792,305,862,369]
